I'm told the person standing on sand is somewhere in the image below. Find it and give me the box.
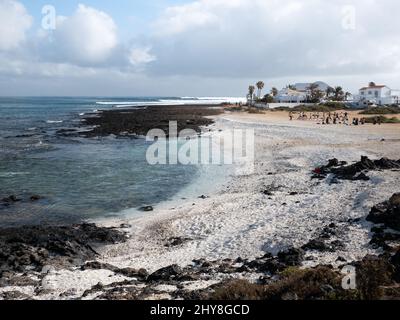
[343,112,349,125]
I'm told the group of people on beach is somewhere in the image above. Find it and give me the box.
[289,111,382,126]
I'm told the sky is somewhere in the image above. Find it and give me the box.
[0,0,400,97]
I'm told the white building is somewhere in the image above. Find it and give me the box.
[356,83,400,106]
[274,88,307,103]
[294,81,331,93]
[274,81,331,103]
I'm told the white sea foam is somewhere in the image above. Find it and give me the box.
[0,172,30,177]
[46,120,63,124]
[95,97,246,108]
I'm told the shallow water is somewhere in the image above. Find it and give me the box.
[0,97,235,227]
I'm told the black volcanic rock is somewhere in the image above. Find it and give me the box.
[313,156,400,181]
[367,193,400,231]
[147,264,183,282]
[0,224,127,274]
[140,206,154,212]
[302,239,330,252]
[277,248,305,266]
[1,195,21,203]
[81,105,223,138]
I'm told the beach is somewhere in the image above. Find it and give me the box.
[1,106,398,300]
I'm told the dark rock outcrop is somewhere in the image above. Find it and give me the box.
[147,265,183,282]
[367,193,400,231]
[81,105,223,138]
[0,223,127,274]
[140,206,154,212]
[277,248,305,267]
[1,195,21,204]
[165,237,193,247]
[302,239,330,252]
[313,156,400,181]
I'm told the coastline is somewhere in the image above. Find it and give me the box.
[1,108,400,300]
[96,111,399,269]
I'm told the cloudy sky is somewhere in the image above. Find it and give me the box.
[0,0,399,96]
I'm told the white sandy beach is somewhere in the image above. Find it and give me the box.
[4,111,400,299]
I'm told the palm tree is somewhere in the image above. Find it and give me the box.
[344,92,352,101]
[256,81,265,99]
[307,83,323,103]
[271,87,278,97]
[248,85,256,105]
[333,86,345,101]
[326,87,334,100]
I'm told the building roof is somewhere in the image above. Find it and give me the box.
[294,81,331,92]
[278,88,306,96]
[359,85,387,90]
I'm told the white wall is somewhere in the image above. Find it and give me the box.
[254,102,314,109]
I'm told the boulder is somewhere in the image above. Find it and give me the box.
[1,195,21,203]
[302,239,329,252]
[277,248,305,266]
[147,264,182,282]
[390,193,400,206]
[367,194,400,231]
[0,223,127,273]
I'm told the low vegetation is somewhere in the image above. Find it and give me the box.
[360,106,400,115]
[248,107,265,114]
[224,105,245,112]
[364,116,400,124]
[273,103,348,113]
[209,254,399,300]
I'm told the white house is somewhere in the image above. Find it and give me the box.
[274,81,331,103]
[356,83,400,106]
[274,88,307,103]
[294,81,331,93]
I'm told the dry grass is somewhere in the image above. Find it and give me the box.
[208,259,398,300]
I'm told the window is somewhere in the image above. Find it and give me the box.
[375,91,379,97]
[368,91,372,95]
[361,91,365,95]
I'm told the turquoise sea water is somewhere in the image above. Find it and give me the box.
[0,97,235,227]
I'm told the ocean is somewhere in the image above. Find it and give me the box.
[0,96,244,227]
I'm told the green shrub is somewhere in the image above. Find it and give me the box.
[248,107,265,114]
[210,279,265,300]
[273,104,348,113]
[360,106,400,115]
[363,116,400,124]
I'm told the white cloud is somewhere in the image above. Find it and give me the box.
[2,0,400,95]
[128,47,156,66]
[150,0,400,85]
[0,0,32,51]
[154,1,218,36]
[51,4,118,64]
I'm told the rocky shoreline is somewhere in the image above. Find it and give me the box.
[1,190,399,300]
[58,105,224,138]
[1,156,400,300]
